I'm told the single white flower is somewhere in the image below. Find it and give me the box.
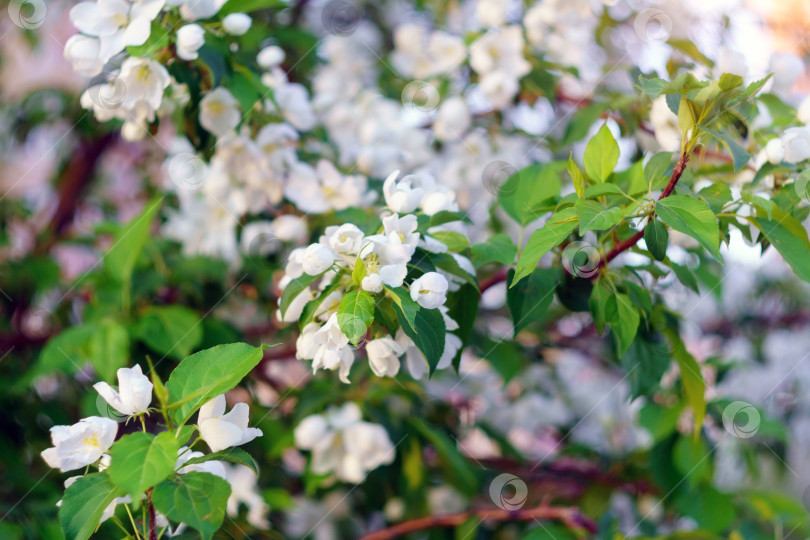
[383,170,424,213]
[323,224,364,256]
[117,57,171,113]
[285,160,374,213]
[223,13,251,35]
[410,272,449,309]
[41,417,118,472]
[434,97,470,142]
[476,0,509,27]
[176,0,226,20]
[366,336,404,377]
[63,35,103,77]
[781,127,810,163]
[381,213,419,257]
[176,24,205,61]
[199,87,241,137]
[197,394,263,452]
[93,364,153,416]
[302,243,335,275]
[257,45,285,69]
[358,237,408,290]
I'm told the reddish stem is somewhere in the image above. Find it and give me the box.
[360,504,596,540]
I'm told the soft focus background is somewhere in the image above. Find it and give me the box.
[5,0,810,538]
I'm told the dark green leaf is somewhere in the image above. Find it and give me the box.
[133,305,202,360]
[59,473,125,540]
[105,198,161,284]
[279,273,319,318]
[655,195,721,260]
[471,234,517,268]
[644,218,669,261]
[507,268,560,336]
[513,208,578,285]
[152,472,231,540]
[395,304,445,377]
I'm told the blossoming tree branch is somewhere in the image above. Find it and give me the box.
[8,0,810,538]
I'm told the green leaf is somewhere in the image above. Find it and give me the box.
[108,432,179,499]
[395,303,446,377]
[620,331,670,398]
[606,293,639,355]
[166,343,265,425]
[584,183,626,199]
[664,328,706,433]
[575,199,626,234]
[133,305,202,360]
[429,231,469,252]
[644,152,673,191]
[429,210,472,227]
[182,447,259,475]
[279,273,319,318]
[471,234,517,268]
[299,280,340,329]
[583,123,620,183]
[702,127,750,172]
[699,183,733,213]
[644,218,669,261]
[561,102,608,144]
[567,153,585,198]
[589,280,611,333]
[507,268,560,336]
[673,435,712,485]
[752,218,810,283]
[677,95,697,132]
[513,208,578,285]
[59,473,125,540]
[410,419,478,495]
[336,290,375,345]
[386,286,419,329]
[655,195,721,260]
[104,198,161,284]
[668,261,700,293]
[667,39,715,68]
[499,162,564,225]
[152,472,231,540]
[88,320,129,383]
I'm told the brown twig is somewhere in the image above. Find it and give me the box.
[360,504,596,540]
[147,488,157,540]
[596,147,691,271]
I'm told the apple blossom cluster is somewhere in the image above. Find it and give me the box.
[294,402,395,483]
[277,169,473,382]
[41,364,268,532]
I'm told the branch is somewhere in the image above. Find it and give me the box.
[596,147,691,271]
[360,504,596,540]
[147,488,157,540]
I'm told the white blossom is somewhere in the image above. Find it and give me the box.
[200,87,241,137]
[223,13,251,35]
[301,243,335,275]
[93,364,153,417]
[366,336,404,377]
[176,24,205,61]
[410,272,449,309]
[41,417,118,472]
[197,394,263,452]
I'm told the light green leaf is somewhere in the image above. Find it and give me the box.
[471,234,517,268]
[499,162,564,225]
[337,290,375,345]
[664,328,706,433]
[166,343,265,425]
[606,293,639,355]
[567,153,585,198]
[583,123,620,183]
[89,320,129,383]
[655,195,721,260]
[133,305,202,360]
[108,432,179,499]
[513,208,578,285]
[59,473,125,540]
[644,152,673,190]
[429,231,469,252]
[753,218,810,283]
[152,472,231,540]
[105,198,162,283]
[575,199,626,234]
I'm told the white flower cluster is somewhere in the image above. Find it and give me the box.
[278,170,471,382]
[293,402,395,483]
[41,365,267,529]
